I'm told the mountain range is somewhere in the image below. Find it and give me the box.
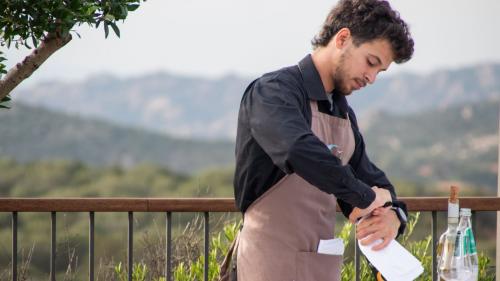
[1,63,499,188]
[0,98,497,190]
[11,63,500,140]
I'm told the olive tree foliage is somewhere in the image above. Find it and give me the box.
[0,0,144,109]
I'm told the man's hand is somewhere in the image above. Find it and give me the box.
[348,186,392,222]
[356,206,400,251]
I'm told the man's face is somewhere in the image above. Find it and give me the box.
[333,39,394,96]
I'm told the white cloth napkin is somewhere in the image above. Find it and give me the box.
[358,238,424,281]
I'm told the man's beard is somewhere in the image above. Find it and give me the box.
[333,52,352,96]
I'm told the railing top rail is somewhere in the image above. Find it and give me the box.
[1,197,500,212]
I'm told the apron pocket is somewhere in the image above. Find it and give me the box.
[296,251,342,281]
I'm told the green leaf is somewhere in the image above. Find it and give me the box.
[110,22,120,37]
[0,94,12,109]
[127,4,140,11]
[122,5,129,19]
[104,21,109,38]
[86,5,98,16]
[104,14,115,21]
[31,35,38,48]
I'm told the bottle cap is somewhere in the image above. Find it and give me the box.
[460,208,471,216]
[449,185,459,203]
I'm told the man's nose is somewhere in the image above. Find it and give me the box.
[364,71,377,84]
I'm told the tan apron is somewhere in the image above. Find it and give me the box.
[237,100,356,281]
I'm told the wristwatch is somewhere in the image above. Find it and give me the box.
[391,206,408,234]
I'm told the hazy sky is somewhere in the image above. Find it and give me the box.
[5,0,500,84]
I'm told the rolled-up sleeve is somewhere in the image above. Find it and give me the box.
[243,74,375,208]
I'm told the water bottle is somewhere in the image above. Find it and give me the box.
[458,208,478,280]
[437,186,473,281]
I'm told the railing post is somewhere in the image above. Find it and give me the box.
[12,212,17,281]
[89,212,94,281]
[128,212,133,281]
[432,211,438,281]
[51,212,56,281]
[471,211,477,240]
[354,224,360,281]
[166,212,172,281]
[204,212,209,281]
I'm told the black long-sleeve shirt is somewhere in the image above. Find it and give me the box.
[234,54,406,222]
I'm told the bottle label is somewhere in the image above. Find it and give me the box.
[448,203,459,218]
[463,229,470,254]
[466,228,477,254]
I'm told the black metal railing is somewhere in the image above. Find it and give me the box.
[1,197,499,281]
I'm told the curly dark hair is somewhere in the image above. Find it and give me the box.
[311,0,414,63]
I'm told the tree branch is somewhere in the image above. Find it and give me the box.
[0,32,72,100]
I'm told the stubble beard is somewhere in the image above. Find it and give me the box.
[333,51,352,96]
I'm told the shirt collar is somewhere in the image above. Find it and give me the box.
[298,54,328,101]
[298,54,350,113]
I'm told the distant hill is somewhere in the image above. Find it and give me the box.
[13,72,250,140]
[0,103,234,174]
[362,99,499,192]
[349,64,500,116]
[12,64,500,139]
[0,98,497,190]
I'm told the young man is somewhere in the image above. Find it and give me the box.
[233,0,414,280]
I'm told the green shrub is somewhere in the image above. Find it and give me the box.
[156,213,495,281]
[92,213,498,281]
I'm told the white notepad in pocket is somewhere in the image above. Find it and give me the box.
[317,238,345,255]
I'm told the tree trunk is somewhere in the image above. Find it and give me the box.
[0,32,72,100]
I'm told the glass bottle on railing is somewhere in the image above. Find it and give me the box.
[458,208,478,280]
[437,185,473,281]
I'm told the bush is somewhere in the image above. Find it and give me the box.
[125,212,495,281]
[2,213,495,281]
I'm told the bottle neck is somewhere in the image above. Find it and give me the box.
[447,219,459,230]
[448,201,459,224]
[459,215,472,228]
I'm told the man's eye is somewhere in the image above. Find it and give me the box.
[367,60,375,66]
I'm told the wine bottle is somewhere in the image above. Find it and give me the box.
[437,186,473,281]
[458,208,478,280]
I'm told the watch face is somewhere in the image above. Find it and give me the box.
[393,207,407,223]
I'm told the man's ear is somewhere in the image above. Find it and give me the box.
[333,27,351,49]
